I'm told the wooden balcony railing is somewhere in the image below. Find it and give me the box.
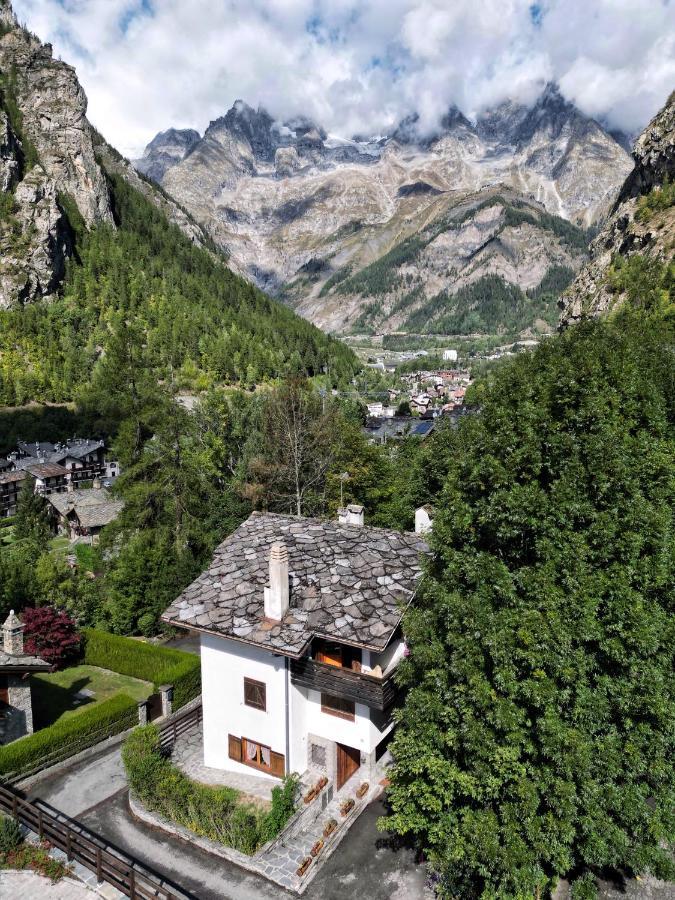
[290,657,399,711]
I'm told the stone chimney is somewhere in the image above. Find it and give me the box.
[337,504,365,527]
[415,505,434,535]
[3,610,24,656]
[66,477,75,493]
[264,543,289,621]
[92,477,102,490]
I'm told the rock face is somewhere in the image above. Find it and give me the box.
[561,92,675,325]
[0,0,111,306]
[137,127,200,182]
[138,86,632,333]
[0,0,213,307]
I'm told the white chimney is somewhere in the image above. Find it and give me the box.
[337,504,364,527]
[415,506,434,534]
[264,543,289,620]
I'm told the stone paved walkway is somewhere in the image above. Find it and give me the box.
[258,761,388,893]
[168,720,390,893]
[171,726,276,801]
[0,870,99,898]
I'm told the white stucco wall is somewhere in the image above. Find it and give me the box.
[200,632,288,780]
[202,632,395,779]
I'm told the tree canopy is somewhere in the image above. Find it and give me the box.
[383,312,675,898]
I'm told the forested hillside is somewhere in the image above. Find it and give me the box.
[0,163,357,405]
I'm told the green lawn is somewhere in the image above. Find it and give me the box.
[0,525,16,548]
[31,664,153,729]
[49,535,71,557]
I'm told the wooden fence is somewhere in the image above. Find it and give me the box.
[0,781,196,899]
[158,701,202,753]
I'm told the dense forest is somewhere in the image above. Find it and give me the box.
[0,163,357,406]
[383,262,675,897]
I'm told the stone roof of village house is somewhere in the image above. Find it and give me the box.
[47,488,123,529]
[0,470,27,485]
[162,511,429,656]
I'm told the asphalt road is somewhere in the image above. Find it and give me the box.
[26,743,429,900]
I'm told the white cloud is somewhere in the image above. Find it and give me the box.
[11,0,675,156]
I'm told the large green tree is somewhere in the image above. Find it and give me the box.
[384,313,675,898]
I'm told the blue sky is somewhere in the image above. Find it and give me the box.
[12,0,675,157]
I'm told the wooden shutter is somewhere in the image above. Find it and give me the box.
[0,676,8,705]
[270,750,285,778]
[228,734,242,762]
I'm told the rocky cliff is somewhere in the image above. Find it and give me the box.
[138,86,632,333]
[561,92,675,325]
[0,0,211,308]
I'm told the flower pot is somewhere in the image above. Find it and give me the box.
[304,788,318,804]
[356,782,369,799]
[323,819,338,838]
[316,776,328,791]
[296,857,312,877]
[340,798,355,817]
[310,839,324,857]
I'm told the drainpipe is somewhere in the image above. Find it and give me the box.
[284,658,291,775]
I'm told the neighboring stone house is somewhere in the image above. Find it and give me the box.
[0,611,50,745]
[47,485,124,544]
[162,507,429,790]
[0,470,27,517]
[12,460,68,495]
[17,438,107,487]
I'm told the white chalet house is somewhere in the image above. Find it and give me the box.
[162,507,429,789]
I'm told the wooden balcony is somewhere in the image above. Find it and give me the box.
[290,656,399,711]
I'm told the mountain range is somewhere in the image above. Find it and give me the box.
[136,88,633,334]
[0,0,354,404]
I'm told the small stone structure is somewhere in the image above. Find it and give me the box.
[0,610,51,744]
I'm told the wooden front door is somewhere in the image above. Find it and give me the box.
[336,742,360,790]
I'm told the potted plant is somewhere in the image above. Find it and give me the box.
[323,818,338,837]
[304,786,318,804]
[340,797,355,817]
[356,782,369,799]
[310,838,324,857]
[316,775,328,791]
[296,857,312,877]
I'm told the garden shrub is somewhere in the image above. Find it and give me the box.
[0,815,22,854]
[0,693,137,778]
[22,606,81,669]
[122,726,297,854]
[81,629,200,709]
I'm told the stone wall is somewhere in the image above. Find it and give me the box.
[0,675,32,744]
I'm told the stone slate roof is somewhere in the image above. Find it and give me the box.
[0,470,27,485]
[0,648,51,672]
[15,461,68,479]
[47,488,123,529]
[162,511,429,656]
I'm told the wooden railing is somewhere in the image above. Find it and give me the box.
[290,657,399,711]
[0,781,196,899]
[158,701,202,753]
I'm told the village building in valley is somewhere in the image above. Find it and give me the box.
[162,506,429,789]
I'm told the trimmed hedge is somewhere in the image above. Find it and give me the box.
[0,693,137,778]
[81,629,200,709]
[123,726,298,854]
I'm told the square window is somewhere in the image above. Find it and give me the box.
[244,677,266,711]
[321,693,355,721]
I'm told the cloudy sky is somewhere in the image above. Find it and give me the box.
[12,0,675,157]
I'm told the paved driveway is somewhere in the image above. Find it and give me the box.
[26,744,428,900]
